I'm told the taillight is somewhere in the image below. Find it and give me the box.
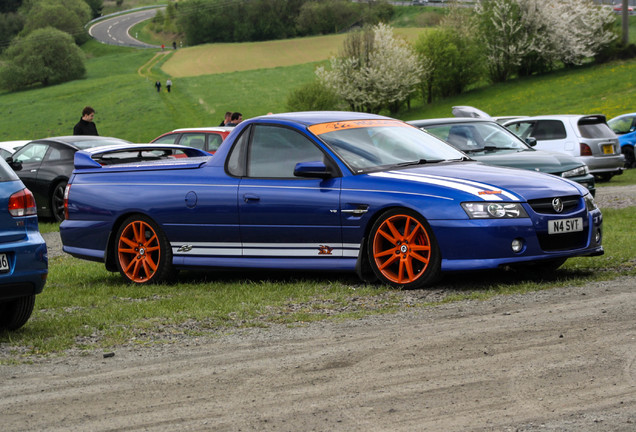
[64,183,70,220]
[8,189,37,217]
[580,143,593,156]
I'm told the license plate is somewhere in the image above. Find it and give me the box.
[548,218,583,234]
[0,253,8,272]
[602,144,614,155]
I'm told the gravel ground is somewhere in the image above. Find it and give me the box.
[6,183,633,432]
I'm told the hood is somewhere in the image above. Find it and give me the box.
[365,161,585,202]
[472,149,582,175]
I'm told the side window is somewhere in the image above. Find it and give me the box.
[13,143,49,164]
[45,145,75,162]
[153,134,180,144]
[247,125,325,178]
[180,133,207,150]
[532,120,566,140]
[506,122,534,140]
[207,133,224,152]
[227,126,250,177]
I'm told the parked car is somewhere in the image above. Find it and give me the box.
[6,136,132,222]
[607,113,636,168]
[151,127,233,154]
[504,115,624,181]
[0,140,29,159]
[409,118,596,195]
[0,157,48,330]
[61,112,603,289]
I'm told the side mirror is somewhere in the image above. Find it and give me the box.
[6,157,22,171]
[294,161,332,179]
[525,137,537,147]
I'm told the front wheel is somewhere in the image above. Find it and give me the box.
[115,215,174,284]
[367,209,440,289]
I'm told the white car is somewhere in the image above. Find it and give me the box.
[504,115,625,181]
[0,140,29,159]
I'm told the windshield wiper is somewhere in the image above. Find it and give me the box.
[396,159,444,167]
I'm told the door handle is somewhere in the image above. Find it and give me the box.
[243,194,260,202]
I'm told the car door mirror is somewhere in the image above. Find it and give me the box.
[294,161,332,179]
[6,157,22,171]
[525,137,537,147]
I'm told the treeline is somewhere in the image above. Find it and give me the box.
[176,0,394,46]
[0,0,102,91]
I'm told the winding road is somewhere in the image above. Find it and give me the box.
[88,8,162,48]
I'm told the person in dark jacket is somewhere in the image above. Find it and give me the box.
[73,106,99,136]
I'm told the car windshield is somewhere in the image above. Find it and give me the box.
[309,120,465,173]
[578,119,616,139]
[607,116,633,135]
[423,122,528,154]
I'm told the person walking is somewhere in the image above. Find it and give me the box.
[73,106,99,136]
[166,79,172,93]
[155,81,161,92]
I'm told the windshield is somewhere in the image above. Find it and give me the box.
[607,116,634,135]
[309,120,464,173]
[424,122,529,154]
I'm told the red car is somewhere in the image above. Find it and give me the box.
[151,127,233,154]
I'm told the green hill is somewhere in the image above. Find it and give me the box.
[0,24,635,143]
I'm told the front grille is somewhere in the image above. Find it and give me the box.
[537,231,587,251]
[527,195,581,215]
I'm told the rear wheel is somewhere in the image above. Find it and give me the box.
[368,209,440,289]
[51,181,67,222]
[115,215,174,284]
[0,295,35,331]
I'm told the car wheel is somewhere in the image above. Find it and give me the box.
[595,173,614,182]
[623,146,635,168]
[115,215,174,284]
[0,295,35,331]
[51,181,67,222]
[367,209,440,289]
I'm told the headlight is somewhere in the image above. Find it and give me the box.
[584,193,597,211]
[561,165,589,178]
[461,202,529,219]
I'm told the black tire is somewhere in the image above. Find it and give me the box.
[51,181,67,222]
[623,146,635,169]
[595,173,614,182]
[0,295,36,331]
[367,209,441,289]
[114,215,175,284]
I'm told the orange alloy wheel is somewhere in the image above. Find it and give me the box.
[372,213,432,284]
[117,220,162,283]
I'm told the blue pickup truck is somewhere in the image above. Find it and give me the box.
[60,112,604,289]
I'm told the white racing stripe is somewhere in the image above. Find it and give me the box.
[370,171,520,201]
[171,242,361,257]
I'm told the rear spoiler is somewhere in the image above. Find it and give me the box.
[74,144,210,169]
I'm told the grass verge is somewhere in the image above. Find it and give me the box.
[1,206,633,361]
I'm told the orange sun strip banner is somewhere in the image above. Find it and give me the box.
[308,119,411,136]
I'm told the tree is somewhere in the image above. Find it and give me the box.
[475,0,617,82]
[0,27,85,91]
[415,6,483,103]
[84,0,103,19]
[316,23,423,114]
[21,0,91,44]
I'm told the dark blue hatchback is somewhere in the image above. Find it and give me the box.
[0,158,47,331]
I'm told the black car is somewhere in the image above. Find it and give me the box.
[408,118,596,196]
[6,136,131,221]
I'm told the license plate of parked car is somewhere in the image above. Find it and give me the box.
[0,253,9,272]
[548,218,583,234]
[602,144,614,154]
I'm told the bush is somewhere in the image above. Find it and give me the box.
[286,81,343,112]
[0,27,86,91]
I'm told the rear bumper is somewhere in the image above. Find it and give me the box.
[0,232,48,301]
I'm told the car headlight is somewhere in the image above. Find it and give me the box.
[584,193,597,211]
[561,165,589,178]
[461,202,529,219]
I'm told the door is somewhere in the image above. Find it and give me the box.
[235,124,343,258]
